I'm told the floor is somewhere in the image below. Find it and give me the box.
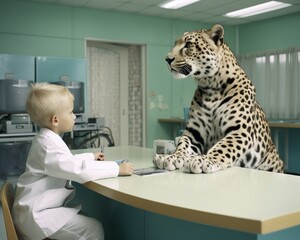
[0,176,19,240]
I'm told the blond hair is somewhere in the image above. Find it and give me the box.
[26,83,74,127]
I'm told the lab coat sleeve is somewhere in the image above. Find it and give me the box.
[43,140,119,183]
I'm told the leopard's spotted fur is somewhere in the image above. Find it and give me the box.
[153,24,284,174]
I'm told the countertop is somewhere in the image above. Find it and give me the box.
[73,146,300,235]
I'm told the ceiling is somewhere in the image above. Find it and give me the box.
[22,0,300,25]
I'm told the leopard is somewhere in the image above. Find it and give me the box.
[153,24,284,174]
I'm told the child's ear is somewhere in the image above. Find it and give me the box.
[51,115,59,126]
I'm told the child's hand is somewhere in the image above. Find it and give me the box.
[94,152,104,161]
[119,162,134,176]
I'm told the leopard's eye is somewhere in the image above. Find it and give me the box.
[184,42,193,49]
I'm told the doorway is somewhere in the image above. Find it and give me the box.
[86,40,146,146]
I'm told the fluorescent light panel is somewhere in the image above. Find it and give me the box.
[160,0,201,9]
[225,1,292,18]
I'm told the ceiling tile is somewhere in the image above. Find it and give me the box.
[57,0,91,7]
[86,0,124,10]
[159,9,195,18]
[138,6,170,16]
[182,0,239,12]
[128,0,163,4]
[115,3,149,13]
[180,13,215,21]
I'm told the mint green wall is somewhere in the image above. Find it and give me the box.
[0,0,236,147]
[238,12,300,54]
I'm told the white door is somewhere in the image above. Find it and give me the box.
[86,41,128,146]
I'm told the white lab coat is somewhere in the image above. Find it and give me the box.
[12,128,119,240]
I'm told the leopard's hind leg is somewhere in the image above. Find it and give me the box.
[256,146,284,173]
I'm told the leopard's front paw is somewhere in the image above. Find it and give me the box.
[153,154,164,169]
[153,154,177,170]
[190,158,203,173]
[202,158,223,173]
[182,155,203,173]
[182,158,192,172]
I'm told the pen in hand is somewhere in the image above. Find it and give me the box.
[100,145,104,153]
[95,145,105,161]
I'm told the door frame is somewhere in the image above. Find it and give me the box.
[85,38,147,146]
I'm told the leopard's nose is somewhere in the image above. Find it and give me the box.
[165,57,174,65]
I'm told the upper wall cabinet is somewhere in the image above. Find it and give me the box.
[0,54,35,81]
[35,56,87,114]
[35,56,86,83]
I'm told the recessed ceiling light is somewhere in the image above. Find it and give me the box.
[159,0,201,9]
[224,1,292,18]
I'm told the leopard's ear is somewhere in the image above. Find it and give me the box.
[210,24,224,46]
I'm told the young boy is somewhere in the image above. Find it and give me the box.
[12,83,134,240]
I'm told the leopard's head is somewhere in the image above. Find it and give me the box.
[166,24,225,80]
